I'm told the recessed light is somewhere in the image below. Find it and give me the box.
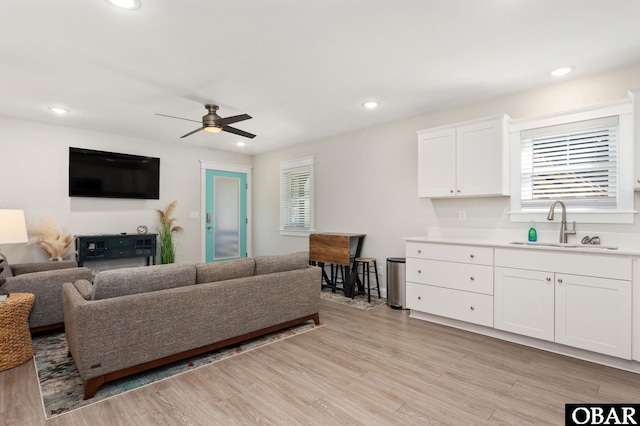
[550,67,572,77]
[235,141,246,147]
[48,107,70,114]
[363,101,379,109]
[106,0,141,9]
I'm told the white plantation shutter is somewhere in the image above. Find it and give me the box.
[280,157,314,234]
[521,116,618,209]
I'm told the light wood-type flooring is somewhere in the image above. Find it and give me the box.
[2,299,640,425]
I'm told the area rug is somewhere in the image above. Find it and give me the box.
[33,320,323,419]
[321,288,387,310]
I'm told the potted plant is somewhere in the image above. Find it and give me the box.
[156,200,183,264]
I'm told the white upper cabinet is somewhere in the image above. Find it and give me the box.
[417,115,511,198]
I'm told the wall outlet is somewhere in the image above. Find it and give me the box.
[459,210,467,220]
[189,211,199,219]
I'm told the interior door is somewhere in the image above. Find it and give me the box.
[205,169,247,262]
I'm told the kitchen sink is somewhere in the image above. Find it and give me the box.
[508,241,619,250]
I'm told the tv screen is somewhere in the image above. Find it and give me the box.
[69,147,160,199]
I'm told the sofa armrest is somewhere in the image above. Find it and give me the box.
[12,260,78,276]
[62,282,91,374]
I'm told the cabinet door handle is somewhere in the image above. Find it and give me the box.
[469,254,475,259]
[470,276,475,281]
[450,190,454,193]
[418,270,422,274]
[417,296,422,300]
[457,190,461,193]
[546,277,551,282]
[417,250,422,254]
[557,278,563,284]
[470,306,475,311]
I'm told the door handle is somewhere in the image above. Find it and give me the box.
[206,213,212,223]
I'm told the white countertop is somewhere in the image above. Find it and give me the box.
[404,235,640,257]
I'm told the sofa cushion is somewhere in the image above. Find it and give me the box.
[92,262,196,300]
[73,279,94,300]
[0,254,14,279]
[196,258,255,284]
[254,251,309,275]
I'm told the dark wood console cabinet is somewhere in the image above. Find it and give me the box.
[75,234,157,267]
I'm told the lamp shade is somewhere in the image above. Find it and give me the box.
[0,209,29,244]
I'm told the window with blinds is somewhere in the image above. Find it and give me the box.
[280,157,314,234]
[520,116,618,209]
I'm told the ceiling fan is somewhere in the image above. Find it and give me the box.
[156,104,256,139]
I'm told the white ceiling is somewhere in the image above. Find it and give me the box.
[1,0,640,155]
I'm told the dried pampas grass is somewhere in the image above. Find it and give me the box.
[28,215,73,261]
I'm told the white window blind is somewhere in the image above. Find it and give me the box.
[280,157,314,234]
[521,116,618,209]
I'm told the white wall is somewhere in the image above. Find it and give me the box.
[0,117,251,264]
[252,62,640,292]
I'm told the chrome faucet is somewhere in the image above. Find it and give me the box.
[546,201,576,243]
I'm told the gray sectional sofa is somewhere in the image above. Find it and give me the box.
[62,252,321,399]
[0,254,93,331]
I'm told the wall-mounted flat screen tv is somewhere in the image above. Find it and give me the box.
[69,147,160,199]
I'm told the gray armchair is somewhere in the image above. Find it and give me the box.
[0,254,93,331]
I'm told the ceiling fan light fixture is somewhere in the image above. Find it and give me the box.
[204,126,222,134]
[106,0,141,10]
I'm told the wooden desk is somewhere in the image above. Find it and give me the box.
[309,233,366,297]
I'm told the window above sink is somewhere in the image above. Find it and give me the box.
[509,97,635,224]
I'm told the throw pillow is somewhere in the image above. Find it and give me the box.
[196,258,255,284]
[0,254,13,279]
[254,251,309,275]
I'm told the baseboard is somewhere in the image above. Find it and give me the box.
[410,310,640,374]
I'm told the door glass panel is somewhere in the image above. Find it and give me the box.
[214,176,240,259]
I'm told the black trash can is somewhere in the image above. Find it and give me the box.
[386,257,406,309]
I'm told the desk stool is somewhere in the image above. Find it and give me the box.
[353,257,381,302]
[330,255,355,289]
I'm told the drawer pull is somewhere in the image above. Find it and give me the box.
[469,254,475,259]
[470,306,475,311]
[450,190,454,193]
[417,250,422,254]
[470,277,475,281]
[418,270,422,274]
[417,296,422,300]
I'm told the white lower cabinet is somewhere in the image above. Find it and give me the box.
[494,267,554,341]
[494,250,633,360]
[406,242,494,327]
[555,273,631,358]
[407,282,493,327]
[406,240,635,363]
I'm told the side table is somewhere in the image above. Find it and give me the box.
[0,292,35,372]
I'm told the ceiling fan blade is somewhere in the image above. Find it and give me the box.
[222,126,256,139]
[180,127,205,138]
[156,113,202,124]
[216,114,252,127]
